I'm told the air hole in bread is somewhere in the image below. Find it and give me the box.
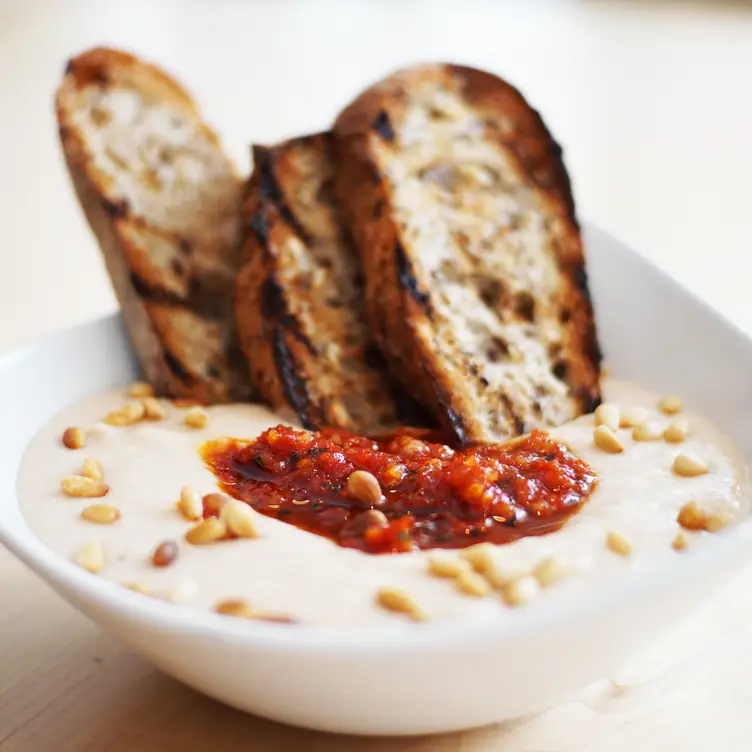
[552,360,568,382]
[486,337,510,363]
[515,292,536,322]
[171,258,186,278]
[560,308,571,323]
[478,278,505,309]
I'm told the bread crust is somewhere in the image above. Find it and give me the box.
[334,64,601,443]
[235,133,416,432]
[56,47,252,403]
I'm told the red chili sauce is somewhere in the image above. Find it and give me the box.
[202,425,597,554]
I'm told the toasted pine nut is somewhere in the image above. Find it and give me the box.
[202,492,228,517]
[533,556,569,587]
[173,398,202,408]
[329,401,351,427]
[127,381,155,398]
[177,485,203,521]
[184,407,209,429]
[81,504,120,525]
[664,420,690,444]
[61,475,109,498]
[619,408,648,429]
[501,575,540,607]
[142,397,167,420]
[152,540,179,567]
[455,570,491,597]
[459,543,494,573]
[62,426,86,450]
[82,458,103,481]
[677,501,707,530]
[376,587,427,621]
[658,396,683,415]
[673,452,709,477]
[74,541,105,573]
[221,500,259,539]
[252,612,299,625]
[672,532,689,551]
[594,404,620,432]
[606,530,632,556]
[632,421,664,442]
[104,401,145,426]
[185,518,227,545]
[594,425,624,454]
[427,555,471,578]
[215,598,255,618]
[346,470,383,504]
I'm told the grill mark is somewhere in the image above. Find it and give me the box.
[372,110,395,141]
[163,348,194,384]
[261,276,318,355]
[501,394,526,435]
[254,147,311,244]
[103,197,129,219]
[271,325,315,430]
[395,240,431,312]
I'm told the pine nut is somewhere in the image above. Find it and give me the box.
[673,452,709,477]
[253,612,299,625]
[215,598,255,618]
[184,407,209,429]
[483,563,523,590]
[705,513,732,533]
[177,485,203,521]
[165,578,199,604]
[533,556,569,587]
[142,397,167,420]
[104,401,145,426]
[376,587,427,621]
[152,540,179,567]
[61,475,109,498]
[221,500,259,539]
[619,407,648,428]
[501,575,540,607]
[127,381,154,398]
[594,403,621,432]
[455,570,491,597]
[81,504,120,524]
[664,420,690,444]
[658,396,683,415]
[677,501,706,530]
[459,543,494,573]
[594,425,624,454]
[74,541,105,573]
[82,458,103,481]
[672,532,689,551]
[427,555,471,578]
[62,426,86,450]
[185,517,227,545]
[606,530,632,556]
[122,581,151,595]
[346,470,383,504]
[632,421,664,442]
[202,492,228,517]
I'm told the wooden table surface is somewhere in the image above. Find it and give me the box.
[2,1,752,749]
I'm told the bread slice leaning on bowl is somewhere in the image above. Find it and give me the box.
[56,47,253,403]
[334,63,602,444]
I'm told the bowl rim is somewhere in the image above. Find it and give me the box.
[2,220,751,653]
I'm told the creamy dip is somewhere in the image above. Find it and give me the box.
[17,381,747,628]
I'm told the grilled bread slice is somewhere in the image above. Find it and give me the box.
[57,47,252,403]
[236,132,418,432]
[334,64,602,444]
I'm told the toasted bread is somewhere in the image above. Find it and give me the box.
[334,64,602,444]
[56,47,252,403]
[236,132,422,432]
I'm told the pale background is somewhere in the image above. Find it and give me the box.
[1,0,752,750]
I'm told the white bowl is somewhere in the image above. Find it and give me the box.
[1,223,751,736]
